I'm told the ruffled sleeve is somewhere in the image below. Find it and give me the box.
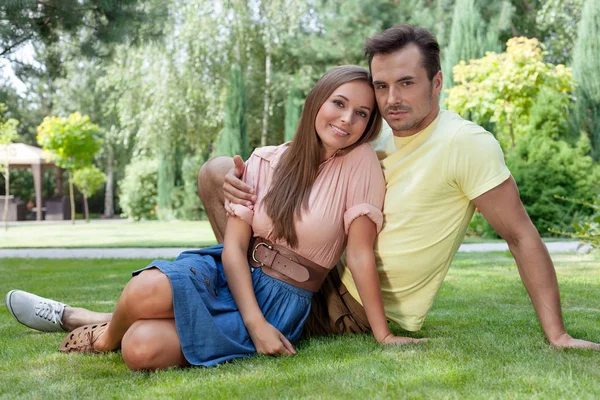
[343,144,386,234]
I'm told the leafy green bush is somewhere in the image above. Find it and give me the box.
[467,210,499,239]
[507,89,600,234]
[118,158,158,221]
[551,197,600,250]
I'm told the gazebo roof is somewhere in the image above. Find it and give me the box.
[0,143,54,166]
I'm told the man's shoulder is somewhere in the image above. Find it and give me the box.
[438,110,488,138]
[438,110,498,151]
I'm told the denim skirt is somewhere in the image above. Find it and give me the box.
[132,244,312,367]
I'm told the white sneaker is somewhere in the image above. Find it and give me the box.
[5,290,68,332]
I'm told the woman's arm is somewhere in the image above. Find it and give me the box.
[222,216,296,355]
[346,215,427,345]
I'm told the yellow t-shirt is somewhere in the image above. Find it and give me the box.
[340,110,511,331]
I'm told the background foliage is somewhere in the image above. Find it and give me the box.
[0,0,598,237]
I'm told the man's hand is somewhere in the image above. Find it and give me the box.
[247,319,297,356]
[223,155,256,212]
[379,333,429,345]
[550,333,600,350]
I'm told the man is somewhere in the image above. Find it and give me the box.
[6,24,599,350]
[198,24,599,349]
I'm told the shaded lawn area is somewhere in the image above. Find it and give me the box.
[0,219,573,249]
[0,253,599,399]
[0,221,218,248]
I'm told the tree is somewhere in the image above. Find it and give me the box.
[441,0,512,103]
[446,37,573,149]
[535,0,584,64]
[284,82,303,142]
[37,113,101,224]
[214,64,249,159]
[0,0,162,59]
[572,0,600,159]
[72,166,107,223]
[0,104,19,230]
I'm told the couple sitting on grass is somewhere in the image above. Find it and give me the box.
[6,24,599,371]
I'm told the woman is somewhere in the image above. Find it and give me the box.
[20,66,421,370]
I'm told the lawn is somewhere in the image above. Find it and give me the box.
[0,219,573,249]
[0,220,218,248]
[1,252,599,399]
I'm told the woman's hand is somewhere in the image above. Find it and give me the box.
[247,319,297,356]
[379,333,429,345]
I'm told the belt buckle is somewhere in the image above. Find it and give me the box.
[251,241,273,267]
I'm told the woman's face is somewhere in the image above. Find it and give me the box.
[314,80,375,161]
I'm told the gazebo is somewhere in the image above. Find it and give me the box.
[0,143,55,221]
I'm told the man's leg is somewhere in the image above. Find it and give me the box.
[303,264,371,337]
[6,290,112,332]
[197,157,233,244]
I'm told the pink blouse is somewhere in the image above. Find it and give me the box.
[230,142,385,269]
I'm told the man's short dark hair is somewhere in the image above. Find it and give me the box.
[364,24,441,81]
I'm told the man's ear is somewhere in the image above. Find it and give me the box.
[433,70,443,95]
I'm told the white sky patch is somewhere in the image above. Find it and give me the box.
[1,41,36,95]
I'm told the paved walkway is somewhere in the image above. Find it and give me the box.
[0,241,592,259]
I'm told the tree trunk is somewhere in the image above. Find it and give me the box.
[3,171,8,231]
[69,173,75,225]
[261,50,271,147]
[509,121,515,148]
[104,146,114,218]
[56,167,64,196]
[84,194,89,223]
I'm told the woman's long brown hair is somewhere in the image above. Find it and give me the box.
[262,65,382,248]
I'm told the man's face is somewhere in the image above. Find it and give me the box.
[371,44,442,137]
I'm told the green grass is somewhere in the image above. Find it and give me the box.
[1,253,599,398]
[0,220,218,248]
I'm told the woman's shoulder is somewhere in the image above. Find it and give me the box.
[249,143,290,168]
[342,142,379,164]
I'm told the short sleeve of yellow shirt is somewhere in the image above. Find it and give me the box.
[342,110,511,331]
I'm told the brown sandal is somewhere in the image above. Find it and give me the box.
[58,322,109,353]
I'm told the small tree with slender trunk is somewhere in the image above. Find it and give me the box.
[0,103,19,231]
[37,113,101,224]
[72,165,106,223]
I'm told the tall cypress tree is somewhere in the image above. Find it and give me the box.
[572,0,600,158]
[157,146,176,220]
[284,83,303,143]
[215,64,249,159]
[441,0,510,104]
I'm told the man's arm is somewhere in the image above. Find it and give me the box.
[473,176,599,350]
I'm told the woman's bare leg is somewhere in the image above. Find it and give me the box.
[121,319,189,371]
[92,268,174,352]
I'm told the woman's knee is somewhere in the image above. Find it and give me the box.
[122,269,171,314]
[122,320,185,371]
[121,321,161,370]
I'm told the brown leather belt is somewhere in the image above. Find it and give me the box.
[248,237,329,292]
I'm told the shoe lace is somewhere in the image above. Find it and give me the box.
[34,301,64,325]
